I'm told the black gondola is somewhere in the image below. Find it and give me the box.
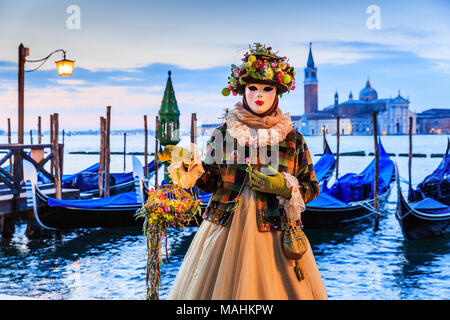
[34,153,162,197]
[24,157,148,230]
[303,186,392,229]
[32,186,145,229]
[302,139,395,229]
[395,140,450,240]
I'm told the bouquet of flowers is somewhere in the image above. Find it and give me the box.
[135,184,201,300]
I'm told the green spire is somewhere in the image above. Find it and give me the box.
[158,70,180,147]
[159,70,180,117]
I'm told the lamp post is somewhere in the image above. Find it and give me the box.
[18,43,75,144]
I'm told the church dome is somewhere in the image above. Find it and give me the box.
[359,80,378,101]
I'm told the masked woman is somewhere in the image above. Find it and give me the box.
[163,43,328,300]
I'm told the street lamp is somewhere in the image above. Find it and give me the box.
[55,53,75,77]
[18,43,75,144]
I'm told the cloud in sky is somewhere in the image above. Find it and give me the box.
[1,0,449,69]
[0,0,449,130]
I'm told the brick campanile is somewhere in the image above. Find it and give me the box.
[304,42,318,114]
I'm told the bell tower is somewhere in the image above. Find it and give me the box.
[304,42,318,114]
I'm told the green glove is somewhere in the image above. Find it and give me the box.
[249,165,292,199]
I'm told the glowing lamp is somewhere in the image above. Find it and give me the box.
[55,58,75,76]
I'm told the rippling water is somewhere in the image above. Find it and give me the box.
[0,134,448,299]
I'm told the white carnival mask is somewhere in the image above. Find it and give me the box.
[245,83,277,114]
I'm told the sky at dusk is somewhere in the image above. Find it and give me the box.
[0,0,449,132]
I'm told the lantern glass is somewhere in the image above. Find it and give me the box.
[55,59,75,76]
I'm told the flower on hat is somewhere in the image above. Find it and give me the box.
[222,43,296,96]
[263,67,274,80]
[283,74,292,84]
[253,59,264,70]
[222,88,231,96]
[276,71,284,83]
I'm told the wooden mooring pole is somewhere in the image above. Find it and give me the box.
[99,117,106,197]
[190,113,197,147]
[104,106,111,197]
[38,116,42,144]
[372,112,380,229]
[155,116,159,188]
[7,118,12,175]
[408,116,413,193]
[50,114,54,176]
[0,215,15,239]
[1,116,15,238]
[144,115,148,179]
[52,113,62,200]
[322,125,326,151]
[191,113,198,196]
[336,116,340,178]
[123,132,127,172]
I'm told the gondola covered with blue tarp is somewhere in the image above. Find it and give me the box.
[33,186,145,229]
[396,139,450,240]
[323,140,394,203]
[302,139,395,229]
[37,158,161,195]
[408,139,450,206]
[47,191,139,209]
[313,138,336,183]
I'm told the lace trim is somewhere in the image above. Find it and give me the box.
[225,109,294,147]
[277,172,305,222]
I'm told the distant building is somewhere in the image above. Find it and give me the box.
[201,123,220,136]
[295,44,416,136]
[416,109,450,134]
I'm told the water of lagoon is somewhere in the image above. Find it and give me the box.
[0,134,448,300]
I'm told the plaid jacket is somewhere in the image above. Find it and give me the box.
[196,123,319,232]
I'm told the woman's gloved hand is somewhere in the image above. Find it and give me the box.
[249,165,292,199]
[157,145,191,164]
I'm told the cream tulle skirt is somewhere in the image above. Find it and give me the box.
[168,186,328,300]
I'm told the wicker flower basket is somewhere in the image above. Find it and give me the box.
[135,184,201,300]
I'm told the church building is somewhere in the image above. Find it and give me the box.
[297,43,416,136]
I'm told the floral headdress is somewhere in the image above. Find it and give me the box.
[222,43,296,97]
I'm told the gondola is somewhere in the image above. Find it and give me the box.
[302,139,395,229]
[23,157,147,230]
[395,140,450,240]
[313,136,336,184]
[36,157,161,197]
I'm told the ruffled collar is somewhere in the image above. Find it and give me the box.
[225,102,294,147]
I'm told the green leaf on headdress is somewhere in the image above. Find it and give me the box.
[248,70,261,80]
